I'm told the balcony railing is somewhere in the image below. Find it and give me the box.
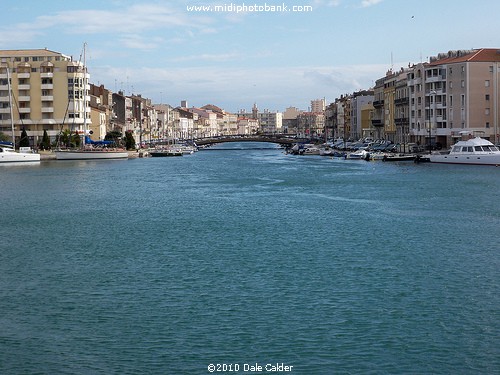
[373,100,384,108]
[371,119,383,126]
[395,97,409,106]
[395,117,409,126]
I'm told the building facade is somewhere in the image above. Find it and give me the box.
[0,48,88,147]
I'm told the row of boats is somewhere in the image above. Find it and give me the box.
[2,136,500,166]
[0,141,199,163]
[287,136,500,166]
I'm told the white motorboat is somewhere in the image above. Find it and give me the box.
[347,149,369,160]
[429,137,500,166]
[0,143,41,163]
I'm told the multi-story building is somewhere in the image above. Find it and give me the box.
[296,112,325,138]
[394,69,410,145]
[0,48,89,147]
[407,49,500,147]
[310,98,325,113]
[282,106,302,134]
[350,90,374,140]
[371,76,385,139]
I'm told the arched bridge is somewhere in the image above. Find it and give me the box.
[194,134,307,146]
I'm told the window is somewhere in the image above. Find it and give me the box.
[486,122,490,128]
[485,108,490,115]
[461,80,465,88]
[485,80,490,87]
[486,94,490,101]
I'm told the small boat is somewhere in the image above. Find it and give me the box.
[0,143,41,163]
[429,136,500,165]
[149,148,183,157]
[382,154,416,162]
[347,149,369,160]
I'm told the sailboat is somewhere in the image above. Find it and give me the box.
[55,44,128,160]
[0,66,40,163]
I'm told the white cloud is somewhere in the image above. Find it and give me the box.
[90,63,388,112]
[360,0,383,8]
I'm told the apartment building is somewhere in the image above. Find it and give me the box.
[408,49,500,146]
[350,90,374,140]
[0,48,89,146]
[310,98,325,113]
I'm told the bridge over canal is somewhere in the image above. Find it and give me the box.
[193,135,309,147]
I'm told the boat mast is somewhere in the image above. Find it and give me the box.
[6,67,15,146]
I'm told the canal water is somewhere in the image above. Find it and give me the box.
[1,143,499,374]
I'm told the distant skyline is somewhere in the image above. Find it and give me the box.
[2,0,500,112]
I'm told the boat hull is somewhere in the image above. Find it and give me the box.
[149,151,183,157]
[55,150,129,160]
[429,154,500,165]
[0,147,41,163]
[0,153,41,163]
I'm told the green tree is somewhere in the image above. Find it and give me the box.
[105,130,122,146]
[39,129,51,150]
[19,128,30,147]
[124,130,136,150]
[57,129,80,148]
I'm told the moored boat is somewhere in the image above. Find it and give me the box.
[55,148,129,160]
[429,137,500,166]
[149,148,183,157]
[382,154,416,162]
[0,143,41,163]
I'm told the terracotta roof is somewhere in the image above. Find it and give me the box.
[429,48,500,65]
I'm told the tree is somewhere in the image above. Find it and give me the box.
[124,130,136,150]
[19,128,30,148]
[56,129,80,148]
[105,130,123,147]
[39,129,51,150]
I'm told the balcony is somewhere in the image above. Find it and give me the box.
[18,107,31,113]
[395,97,409,106]
[40,72,54,78]
[371,119,383,127]
[41,95,54,101]
[395,117,409,126]
[17,73,30,79]
[18,96,30,102]
[426,76,446,84]
[18,84,30,90]
[41,84,53,90]
[373,100,384,108]
[41,107,54,113]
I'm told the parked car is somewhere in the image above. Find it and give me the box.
[424,141,443,150]
[408,143,424,153]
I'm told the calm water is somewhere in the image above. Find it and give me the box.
[1,143,499,374]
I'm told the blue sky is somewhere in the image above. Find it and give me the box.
[2,0,500,112]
